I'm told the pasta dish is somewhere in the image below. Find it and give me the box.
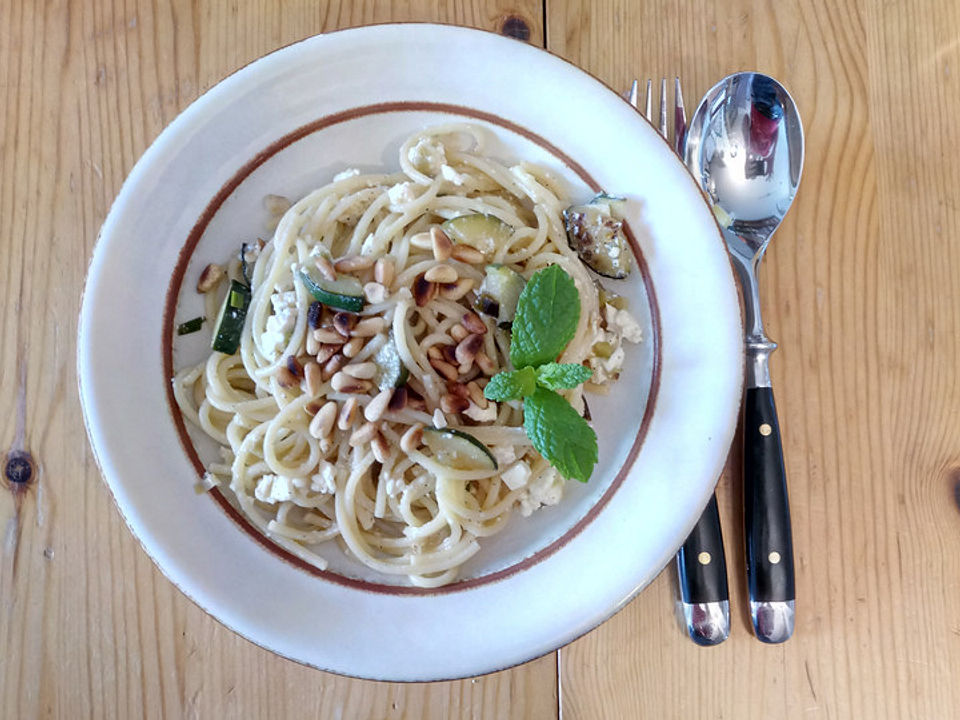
[173,124,642,586]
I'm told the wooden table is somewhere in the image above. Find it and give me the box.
[3,1,959,717]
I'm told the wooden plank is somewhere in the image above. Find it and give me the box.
[0,1,557,718]
[549,0,960,718]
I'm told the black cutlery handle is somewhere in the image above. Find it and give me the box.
[744,386,795,604]
[678,494,728,604]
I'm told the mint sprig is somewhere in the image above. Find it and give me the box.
[484,265,597,483]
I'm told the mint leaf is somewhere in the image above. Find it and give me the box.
[535,363,592,390]
[484,367,537,401]
[510,265,580,369]
[523,386,597,483]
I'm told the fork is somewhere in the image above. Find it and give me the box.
[629,78,730,646]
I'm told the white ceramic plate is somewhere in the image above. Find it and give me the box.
[78,24,742,681]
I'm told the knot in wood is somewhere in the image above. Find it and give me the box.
[5,450,34,485]
[499,15,531,41]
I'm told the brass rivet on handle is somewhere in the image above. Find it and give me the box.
[768,551,781,564]
[759,423,772,436]
[697,551,712,566]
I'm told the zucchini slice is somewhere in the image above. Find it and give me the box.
[298,266,365,312]
[474,264,526,327]
[211,280,251,354]
[442,213,513,256]
[373,331,410,390]
[422,427,498,471]
[563,194,632,279]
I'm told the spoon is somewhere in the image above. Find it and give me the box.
[685,72,804,643]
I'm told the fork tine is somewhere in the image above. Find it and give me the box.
[627,79,639,109]
[659,78,668,138]
[644,79,653,122]
[674,76,687,154]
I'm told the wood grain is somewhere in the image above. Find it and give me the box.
[0,2,556,719]
[549,0,960,718]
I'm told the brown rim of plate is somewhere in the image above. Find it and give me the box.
[161,101,663,596]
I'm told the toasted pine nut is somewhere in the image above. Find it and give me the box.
[197,263,225,293]
[363,282,387,304]
[430,358,459,382]
[450,323,469,342]
[349,421,378,447]
[308,301,324,330]
[466,380,488,409]
[263,194,291,216]
[409,231,433,249]
[342,336,365,358]
[286,355,304,379]
[305,400,322,415]
[455,333,484,365]
[374,257,395,287]
[441,343,458,366]
[333,312,357,337]
[425,264,458,284]
[314,327,346,345]
[450,244,486,264]
[475,350,496,376]
[461,311,487,335]
[439,278,475,301]
[322,354,347,381]
[315,256,337,282]
[316,343,340,365]
[458,359,473,376]
[400,423,424,453]
[430,226,453,261]
[304,361,323,396]
[342,361,377,380]
[352,317,385,337]
[338,397,360,430]
[308,401,338,439]
[413,274,437,307]
[441,394,470,414]
[427,346,443,361]
[364,388,393,422]
[306,331,320,356]
[371,433,390,464]
[335,255,375,273]
[388,386,408,412]
[446,382,469,399]
[331,371,372,393]
[276,366,299,389]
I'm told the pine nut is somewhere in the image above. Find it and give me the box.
[308,401,338,439]
[316,343,340,365]
[335,255,375,273]
[466,380,488,409]
[371,433,390,464]
[455,333,484,365]
[374,257,395,287]
[458,359,473,376]
[450,244,486,264]
[461,311,487,335]
[413,274,437,307]
[333,312,357,337]
[306,331,320,356]
[475,350,496,376]
[441,343,458,366]
[343,361,377,380]
[349,421,378,447]
[322,354,347,381]
[197,263,225,293]
[450,323,469,342]
[409,231,433,249]
[308,301,324,330]
[305,401,322,415]
[446,382,469,399]
[338,397,359,430]
[439,278,475,301]
[352,317,385,337]
[286,355,304,379]
[364,282,387,304]
[427,346,443,360]
[364,388,393,422]
[314,328,346,344]
[343,336,365,358]
[400,423,424,453]
[425,264,458,284]
[441,394,470,414]
[430,358,459,382]
[305,361,323,396]
[331,371,372,393]
[431,226,453,261]
[315,256,337,281]
[276,366,299,389]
